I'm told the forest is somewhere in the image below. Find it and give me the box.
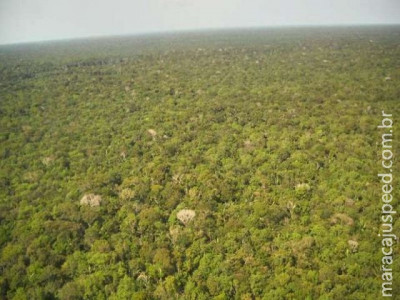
[0,26,399,299]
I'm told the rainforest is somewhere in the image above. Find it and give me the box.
[0,26,399,299]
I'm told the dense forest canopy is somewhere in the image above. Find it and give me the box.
[0,26,399,299]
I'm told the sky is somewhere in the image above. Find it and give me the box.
[0,0,399,45]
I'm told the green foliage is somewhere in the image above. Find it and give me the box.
[0,26,399,298]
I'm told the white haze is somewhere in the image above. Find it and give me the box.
[0,0,399,45]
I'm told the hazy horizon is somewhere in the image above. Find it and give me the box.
[1,0,400,45]
[2,23,400,47]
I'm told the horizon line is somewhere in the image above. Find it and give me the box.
[1,22,399,47]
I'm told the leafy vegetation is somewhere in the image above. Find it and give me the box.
[0,26,399,299]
